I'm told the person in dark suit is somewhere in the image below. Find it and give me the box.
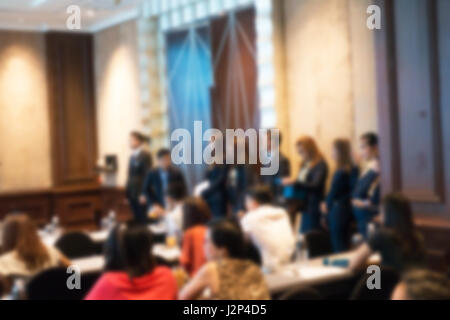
[260,131,291,205]
[143,149,187,218]
[126,132,152,224]
[321,139,359,253]
[352,132,381,239]
[202,162,229,219]
[227,139,259,216]
[283,136,328,233]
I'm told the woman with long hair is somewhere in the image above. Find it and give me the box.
[86,224,177,300]
[0,213,71,277]
[180,197,212,277]
[349,193,425,272]
[321,139,359,252]
[179,220,269,300]
[283,136,329,233]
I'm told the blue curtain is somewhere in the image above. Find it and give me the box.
[166,26,213,191]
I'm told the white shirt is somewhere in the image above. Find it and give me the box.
[165,204,183,237]
[0,245,63,277]
[241,205,296,270]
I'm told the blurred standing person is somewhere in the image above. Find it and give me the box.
[227,139,259,216]
[260,131,291,205]
[283,137,328,233]
[126,132,152,223]
[143,149,187,219]
[352,133,381,238]
[321,139,359,253]
[201,138,229,219]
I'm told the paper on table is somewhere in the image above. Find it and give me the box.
[194,181,210,197]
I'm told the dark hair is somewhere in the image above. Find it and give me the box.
[401,269,450,300]
[333,138,354,171]
[166,182,187,201]
[247,185,273,205]
[104,226,125,272]
[382,193,423,255]
[182,197,212,231]
[361,132,379,147]
[106,224,155,278]
[157,148,171,159]
[209,220,244,259]
[130,131,149,144]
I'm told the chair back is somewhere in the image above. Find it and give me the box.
[26,267,101,300]
[55,232,101,259]
[304,230,333,258]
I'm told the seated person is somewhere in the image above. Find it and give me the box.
[179,220,270,300]
[240,186,296,271]
[0,213,71,278]
[180,198,212,277]
[163,182,187,239]
[349,193,425,273]
[85,224,177,300]
[392,269,450,300]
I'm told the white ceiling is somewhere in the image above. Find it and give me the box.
[0,0,142,32]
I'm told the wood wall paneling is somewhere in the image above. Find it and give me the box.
[375,0,450,254]
[46,33,98,188]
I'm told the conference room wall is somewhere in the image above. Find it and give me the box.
[279,0,378,168]
[0,31,52,193]
[94,20,142,188]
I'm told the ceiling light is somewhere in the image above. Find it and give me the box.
[31,0,47,8]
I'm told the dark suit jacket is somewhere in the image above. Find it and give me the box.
[143,167,187,207]
[227,164,258,213]
[202,164,229,218]
[126,150,152,199]
[326,167,359,210]
[294,160,329,215]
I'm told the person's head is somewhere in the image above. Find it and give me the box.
[157,148,171,170]
[296,136,323,167]
[104,226,125,272]
[117,224,155,278]
[381,193,415,235]
[182,197,212,231]
[129,131,146,150]
[332,139,353,171]
[245,185,273,211]
[165,182,187,209]
[205,220,244,261]
[360,132,379,161]
[392,269,450,300]
[1,213,50,271]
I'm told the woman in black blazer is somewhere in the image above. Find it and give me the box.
[283,136,328,233]
[321,139,359,253]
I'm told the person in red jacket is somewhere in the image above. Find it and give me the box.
[180,198,212,277]
[85,225,177,300]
